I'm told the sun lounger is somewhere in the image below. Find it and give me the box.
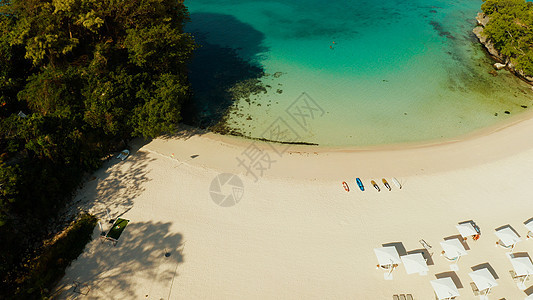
[419,239,433,256]
[393,295,400,300]
[520,272,532,281]
[470,282,480,296]
[399,295,406,300]
[379,263,398,270]
[441,251,459,262]
[102,218,129,246]
[406,295,413,300]
[510,270,518,281]
[444,256,458,262]
[496,240,513,249]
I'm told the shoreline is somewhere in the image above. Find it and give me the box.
[147,105,533,181]
[202,105,533,153]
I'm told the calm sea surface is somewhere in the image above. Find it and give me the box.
[186,0,533,146]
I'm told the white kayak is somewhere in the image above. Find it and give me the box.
[392,177,402,189]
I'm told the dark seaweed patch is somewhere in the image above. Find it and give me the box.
[429,21,454,39]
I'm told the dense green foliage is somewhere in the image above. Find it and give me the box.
[481,0,533,76]
[0,0,194,296]
[14,214,97,299]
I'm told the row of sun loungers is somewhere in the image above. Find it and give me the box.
[379,218,533,299]
[392,294,414,300]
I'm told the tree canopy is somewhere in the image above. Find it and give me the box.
[0,0,195,296]
[481,0,533,76]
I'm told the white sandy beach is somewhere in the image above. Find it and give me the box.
[54,110,533,299]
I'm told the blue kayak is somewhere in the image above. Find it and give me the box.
[356,178,364,191]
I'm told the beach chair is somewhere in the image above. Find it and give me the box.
[73,281,90,295]
[102,218,130,246]
[470,282,480,296]
[419,239,434,256]
[510,270,519,281]
[496,240,513,249]
[441,251,459,262]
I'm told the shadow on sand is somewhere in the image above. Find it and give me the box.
[73,143,154,224]
[54,221,185,299]
[435,271,463,289]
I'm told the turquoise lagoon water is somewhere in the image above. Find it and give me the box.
[186,0,533,146]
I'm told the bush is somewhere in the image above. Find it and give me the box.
[12,214,97,300]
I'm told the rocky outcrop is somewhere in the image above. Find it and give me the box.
[473,12,533,84]
[473,14,502,59]
[476,12,490,27]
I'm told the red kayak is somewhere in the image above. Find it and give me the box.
[342,181,350,192]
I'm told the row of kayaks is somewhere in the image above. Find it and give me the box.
[342,177,402,192]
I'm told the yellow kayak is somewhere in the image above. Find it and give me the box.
[382,178,391,191]
[371,180,380,192]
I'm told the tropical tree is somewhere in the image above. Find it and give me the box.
[0,0,195,296]
[481,0,533,76]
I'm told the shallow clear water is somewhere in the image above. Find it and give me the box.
[186,0,533,146]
